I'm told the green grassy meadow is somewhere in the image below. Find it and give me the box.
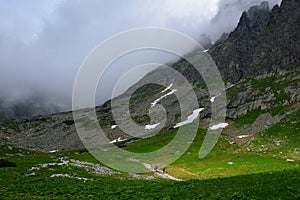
[0,105,299,199]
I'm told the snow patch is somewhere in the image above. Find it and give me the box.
[237,135,249,139]
[286,159,295,162]
[209,84,235,103]
[161,84,173,93]
[49,150,58,153]
[25,172,36,176]
[210,93,221,103]
[174,108,204,128]
[227,162,234,165]
[109,137,126,144]
[209,123,229,130]
[210,96,217,103]
[111,125,118,129]
[226,84,235,90]
[145,123,160,130]
[151,89,177,107]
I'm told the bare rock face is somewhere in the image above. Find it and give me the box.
[210,0,300,84]
[1,114,84,152]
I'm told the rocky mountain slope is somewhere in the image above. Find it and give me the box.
[211,0,300,84]
[0,0,299,152]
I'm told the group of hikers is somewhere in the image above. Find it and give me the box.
[153,164,166,174]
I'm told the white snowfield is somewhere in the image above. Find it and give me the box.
[210,84,235,103]
[174,108,204,128]
[237,135,249,139]
[109,137,126,144]
[111,125,118,129]
[210,96,216,103]
[151,89,177,107]
[226,84,236,90]
[49,150,58,153]
[208,123,229,130]
[145,123,160,130]
[210,93,221,103]
[161,83,173,93]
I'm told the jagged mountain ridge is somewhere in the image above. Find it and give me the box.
[163,0,299,85]
[211,0,300,83]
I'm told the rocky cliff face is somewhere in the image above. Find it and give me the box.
[226,70,300,119]
[211,0,300,84]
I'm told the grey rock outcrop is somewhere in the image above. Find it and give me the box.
[211,0,300,84]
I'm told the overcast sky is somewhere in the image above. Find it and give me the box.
[0,0,281,117]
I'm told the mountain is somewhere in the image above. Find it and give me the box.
[211,0,300,83]
[1,1,299,198]
[0,0,299,152]
[0,97,63,120]
[124,0,300,119]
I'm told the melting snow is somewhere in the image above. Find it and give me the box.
[210,96,216,103]
[145,123,160,130]
[174,108,204,128]
[203,49,209,52]
[161,84,173,93]
[226,84,235,90]
[209,123,229,130]
[151,89,177,107]
[109,137,126,144]
[210,92,222,103]
[237,135,249,139]
[209,84,235,103]
[111,125,118,129]
[49,150,58,153]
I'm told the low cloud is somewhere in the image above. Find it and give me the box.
[0,0,281,118]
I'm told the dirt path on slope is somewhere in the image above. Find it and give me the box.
[143,163,182,181]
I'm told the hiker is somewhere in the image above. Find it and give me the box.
[153,164,158,172]
[162,166,166,174]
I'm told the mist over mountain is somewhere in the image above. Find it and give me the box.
[0,0,282,119]
[211,0,300,83]
[0,95,64,119]
[210,0,280,40]
[114,0,299,128]
[0,0,299,154]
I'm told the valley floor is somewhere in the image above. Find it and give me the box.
[0,133,299,199]
[0,98,299,199]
